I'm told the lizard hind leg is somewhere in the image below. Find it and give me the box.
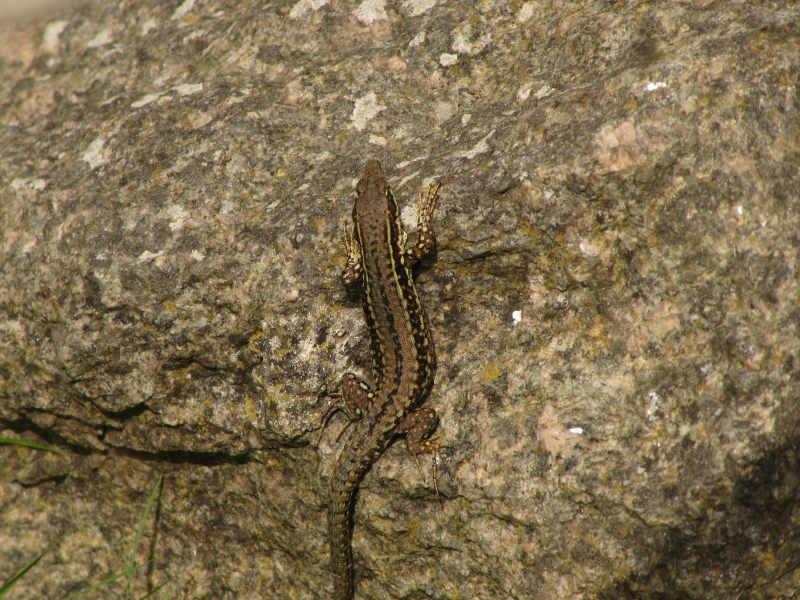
[398,407,449,502]
[319,373,373,443]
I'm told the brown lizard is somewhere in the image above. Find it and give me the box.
[325,160,442,599]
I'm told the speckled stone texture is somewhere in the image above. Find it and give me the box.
[1,1,799,598]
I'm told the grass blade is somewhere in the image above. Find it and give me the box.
[0,542,56,597]
[125,475,162,599]
[64,561,152,599]
[0,437,60,454]
[136,579,169,600]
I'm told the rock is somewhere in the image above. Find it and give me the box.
[1,2,799,598]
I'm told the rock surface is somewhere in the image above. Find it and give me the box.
[2,1,799,598]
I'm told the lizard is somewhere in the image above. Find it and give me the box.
[324,160,443,600]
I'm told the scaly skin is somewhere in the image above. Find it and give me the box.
[327,160,441,599]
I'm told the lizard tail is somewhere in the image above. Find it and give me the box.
[328,474,356,600]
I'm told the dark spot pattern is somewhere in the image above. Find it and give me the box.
[328,162,441,600]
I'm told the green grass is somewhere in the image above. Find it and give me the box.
[0,539,60,598]
[0,440,167,599]
[0,437,60,454]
